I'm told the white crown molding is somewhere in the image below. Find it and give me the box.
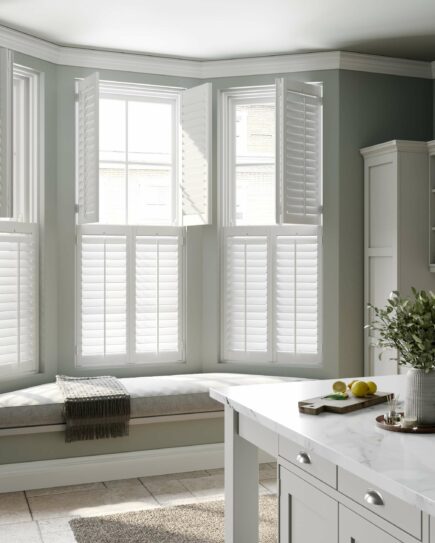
[0,23,433,80]
[339,51,432,79]
[360,139,429,157]
[199,51,342,78]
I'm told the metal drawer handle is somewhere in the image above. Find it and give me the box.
[296,452,311,465]
[364,490,384,506]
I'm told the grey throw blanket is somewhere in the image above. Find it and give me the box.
[56,375,131,443]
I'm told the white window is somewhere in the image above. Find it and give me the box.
[76,76,211,367]
[221,83,322,365]
[0,53,40,376]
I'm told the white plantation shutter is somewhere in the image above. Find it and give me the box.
[77,72,99,224]
[275,232,320,361]
[0,48,13,218]
[181,83,212,226]
[78,230,127,363]
[77,226,183,366]
[277,79,322,225]
[134,233,181,361]
[0,224,37,372]
[223,232,269,361]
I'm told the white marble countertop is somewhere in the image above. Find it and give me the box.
[211,374,435,516]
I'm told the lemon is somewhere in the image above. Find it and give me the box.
[348,380,357,390]
[332,380,347,393]
[351,381,369,398]
[366,381,377,395]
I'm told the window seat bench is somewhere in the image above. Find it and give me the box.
[0,373,299,435]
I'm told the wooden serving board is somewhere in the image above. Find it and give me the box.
[298,392,392,415]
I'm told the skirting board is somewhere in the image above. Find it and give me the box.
[0,443,274,493]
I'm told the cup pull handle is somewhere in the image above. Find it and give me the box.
[296,452,311,465]
[364,490,384,506]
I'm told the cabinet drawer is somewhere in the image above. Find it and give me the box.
[338,467,421,540]
[278,436,337,488]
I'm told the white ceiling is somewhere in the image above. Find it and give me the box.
[2,0,435,61]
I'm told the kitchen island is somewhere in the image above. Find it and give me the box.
[210,375,435,543]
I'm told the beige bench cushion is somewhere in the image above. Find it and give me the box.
[0,373,298,429]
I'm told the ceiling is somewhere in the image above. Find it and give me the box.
[1,0,435,61]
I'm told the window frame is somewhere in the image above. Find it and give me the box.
[12,64,40,224]
[98,81,181,227]
[0,63,41,379]
[219,85,323,367]
[75,80,187,370]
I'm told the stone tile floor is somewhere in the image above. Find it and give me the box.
[0,463,277,542]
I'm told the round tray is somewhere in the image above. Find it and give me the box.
[376,414,435,434]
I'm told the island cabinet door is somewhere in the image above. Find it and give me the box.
[339,505,401,543]
[279,466,338,543]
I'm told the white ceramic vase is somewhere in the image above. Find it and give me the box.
[405,368,435,425]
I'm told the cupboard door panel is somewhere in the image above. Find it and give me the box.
[339,505,400,543]
[280,465,338,543]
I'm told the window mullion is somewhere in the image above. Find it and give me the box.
[156,238,160,356]
[17,238,21,367]
[103,239,107,357]
[128,227,135,365]
[269,228,275,363]
[125,100,129,225]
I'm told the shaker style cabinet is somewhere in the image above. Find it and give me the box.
[279,440,425,543]
[362,141,435,376]
[279,466,338,543]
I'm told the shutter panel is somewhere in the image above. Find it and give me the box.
[79,232,127,361]
[224,234,269,361]
[277,79,322,225]
[0,225,37,371]
[181,82,212,226]
[0,48,13,218]
[135,234,181,360]
[276,233,319,358]
[77,72,99,224]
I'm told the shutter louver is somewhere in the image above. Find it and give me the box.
[181,83,212,226]
[0,48,13,219]
[276,234,319,357]
[135,235,181,359]
[79,233,127,361]
[224,235,269,360]
[277,79,322,225]
[0,225,37,371]
[78,72,99,224]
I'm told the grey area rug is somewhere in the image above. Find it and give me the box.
[70,495,277,543]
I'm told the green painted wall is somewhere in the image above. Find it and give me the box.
[338,71,433,377]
